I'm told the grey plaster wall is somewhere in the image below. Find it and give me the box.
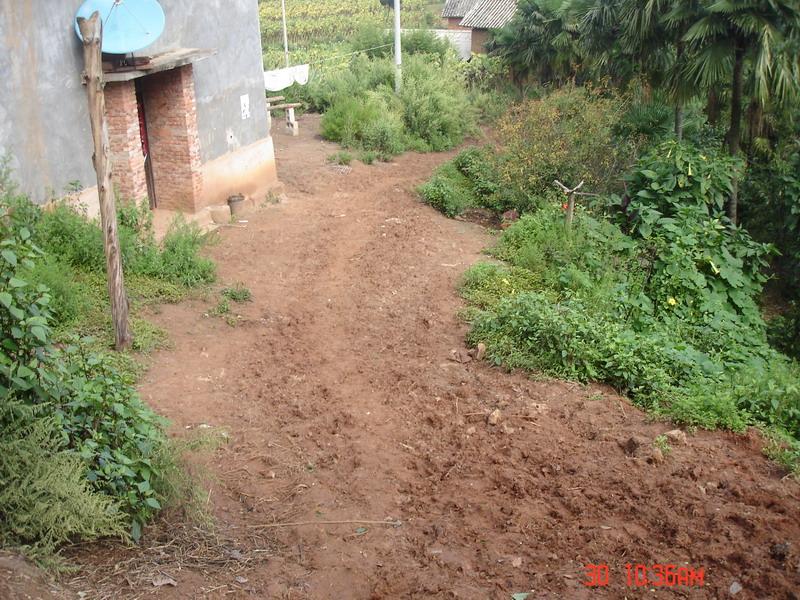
[0,0,269,203]
[147,0,269,164]
[0,0,96,203]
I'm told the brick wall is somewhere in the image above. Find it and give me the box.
[140,65,203,212]
[447,17,470,30]
[471,28,489,54]
[105,81,148,202]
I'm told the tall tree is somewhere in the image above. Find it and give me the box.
[683,0,800,223]
[489,0,585,87]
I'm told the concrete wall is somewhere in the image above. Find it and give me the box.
[0,0,96,203]
[0,0,273,206]
[145,0,270,166]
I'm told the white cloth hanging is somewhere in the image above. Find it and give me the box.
[264,64,310,91]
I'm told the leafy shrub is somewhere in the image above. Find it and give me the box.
[359,150,379,165]
[25,200,215,289]
[315,53,476,156]
[0,404,125,558]
[743,139,800,296]
[0,210,172,554]
[298,54,395,112]
[398,55,476,151]
[402,29,454,62]
[497,86,637,197]
[348,26,454,63]
[621,141,770,332]
[149,220,215,287]
[420,146,552,217]
[461,143,800,443]
[321,92,406,156]
[768,303,800,360]
[51,343,170,539]
[34,203,107,271]
[221,283,252,303]
[418,161,477,217]
[21,256,85,325]
[327,151,353,165]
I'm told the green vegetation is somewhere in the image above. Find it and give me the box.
[221,283,253,304]
[258,0,440,69]
[1,173,217,559]
[419,66,800,468]
[487,0,800,357]
[327,150,354,166]
[303,47,478,157]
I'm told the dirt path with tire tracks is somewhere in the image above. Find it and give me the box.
[56,115,800,600]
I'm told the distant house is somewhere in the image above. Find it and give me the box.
[454,0,519,54]
[441,0,479,30]
[0,0,279,218]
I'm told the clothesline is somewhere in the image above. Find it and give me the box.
[264,43,396,90]
[306,43,393,65]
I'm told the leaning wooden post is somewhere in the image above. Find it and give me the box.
[78,12,132,350]
[554,179,584,230]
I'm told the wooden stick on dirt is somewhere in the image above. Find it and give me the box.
[248,519,403,530]
[78,12,132,350]
[554,179,585,229]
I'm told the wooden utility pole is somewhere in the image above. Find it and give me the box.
[393,0,402,93]
[78,12,132,350]
[280,0,290,68]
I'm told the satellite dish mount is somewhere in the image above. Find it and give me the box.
[75,0,166,56]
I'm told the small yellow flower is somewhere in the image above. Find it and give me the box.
[667,297,677,306]
[501,278,510,285]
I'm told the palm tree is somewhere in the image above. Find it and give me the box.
[579,0,701,139]
[683,0,800,222]
[489,0,586,87]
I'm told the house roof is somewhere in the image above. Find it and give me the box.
[442,0,479,18]
[460,0,518,29]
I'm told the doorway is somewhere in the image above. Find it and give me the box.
[134,79,157,209]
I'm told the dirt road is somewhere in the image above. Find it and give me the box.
[64,116,800,599]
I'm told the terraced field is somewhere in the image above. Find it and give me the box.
[259,0,443,68]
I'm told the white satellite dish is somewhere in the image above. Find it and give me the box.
[75,0,166,54]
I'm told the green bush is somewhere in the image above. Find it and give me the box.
[420,146,557,217]
[51,343,171,539]
[21,256,86,325]
[25,200,215,289]
[399,55,476,151]
[418,161,477,217]
[221,282,252,303]
[461,143,800,443]
[0,405,125,558]
[315,52,477,156]
[768,304,800,360]
[321,92,406,156]
[497,86,638,197]
[0,210,172,555]
[149,219,216,287]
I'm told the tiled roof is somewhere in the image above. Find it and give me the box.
[460,0,518,29]
[442,0,479,18]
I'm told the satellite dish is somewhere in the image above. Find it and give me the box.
[75,0,166,55]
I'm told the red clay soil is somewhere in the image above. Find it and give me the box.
[12,115,800,599]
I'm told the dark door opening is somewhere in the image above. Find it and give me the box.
[134,79,157,209]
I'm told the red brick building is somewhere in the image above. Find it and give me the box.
[1,0,279,217]
[444,0,519,55]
